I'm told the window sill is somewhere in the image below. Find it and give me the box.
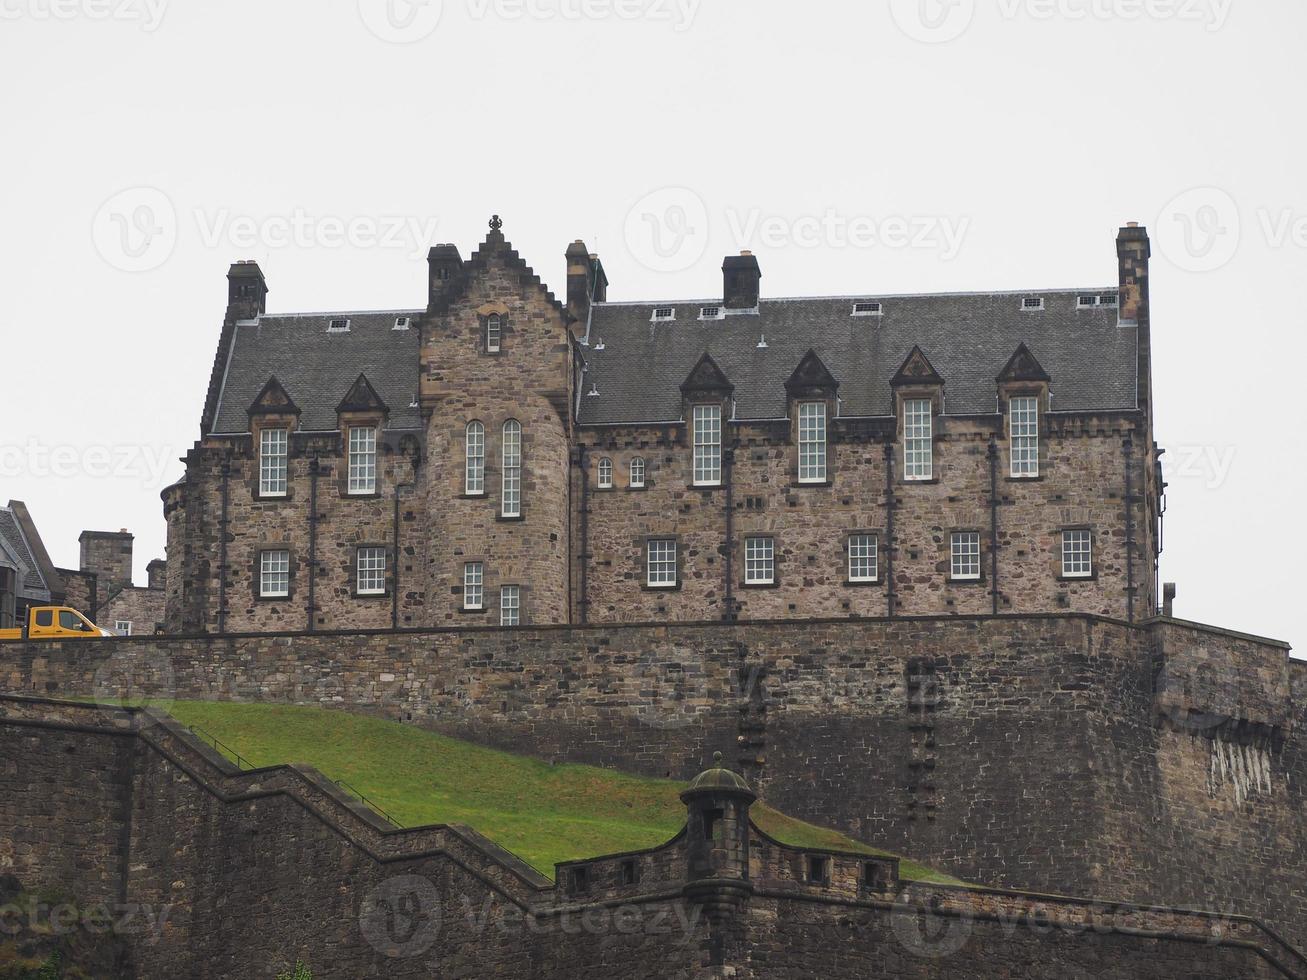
[691,483,722,491]
[344,490,382,499]
[1006,474,1043,483]
[458,606,488,615]
[459,492,487,500]
[741,580,778,590]
[254,492,291,502]
[628,485,648,491]
[353,591,391,600]
[256,594,292,602]
[642,582,681,592]
[843,579,882,588]
[901,477,938,486]
[1057,573,1097,583]
[496,514,525,523]
[946,577,986,586]
[793,479,832,488]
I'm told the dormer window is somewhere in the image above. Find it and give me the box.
[902,399,933,481]
[699,306,723,320]
[652,307,675,322]
[1100,293,1119,307]
[852,301,882,317]
[1020,297,1044,312]
[259,428,288,496]
[1009,396,1039,478]
[486,314,502,353]
[1077,295,1099,309]
[692,404,722,486]
[327,318,351,332]
[347,426,378,495]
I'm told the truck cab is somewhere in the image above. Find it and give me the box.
[0,606,113,641]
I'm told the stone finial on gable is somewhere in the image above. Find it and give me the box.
[996,343,1050,385]
[891,346,943,387]
[247,376,300,417]
[680,352,734,396]
[784,348,839,398]
[337,373,389,417]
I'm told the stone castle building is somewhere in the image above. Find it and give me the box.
[164,218,1163,634]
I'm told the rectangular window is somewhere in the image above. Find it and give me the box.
[502,421,522,517]
[950,532,981,581]
[647,539,678,588]
[260,549,290,597]
[356,546,386,595]
[848,534,878,582]
[692,404,722,486]
[1062,530,1093,578]
[903,399,933,481]
[1009,396,1039,478]
[259,428,288,496]
[114,620,132,636]
[798,402,827,483]
[500,585,520,626]
[466,422,485,495]
[348,426,378,494]
[744,536,775,585]
[463,562,483,610]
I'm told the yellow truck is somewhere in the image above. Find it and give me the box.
[0,606,114,641]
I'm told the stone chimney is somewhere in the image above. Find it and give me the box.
[566,240,608,328]
[226,260,267,321]
[147,558,167,591]
[427,244,463,310]
[1116,223,1150,325]
[80,530,134,594]
[723,251,761,310]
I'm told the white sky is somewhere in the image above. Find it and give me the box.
[1,0,1303,651]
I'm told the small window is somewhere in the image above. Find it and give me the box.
[1062,530,1093,578]
[852,301,882,316]
[486,314,502,353]
[463,562,483,610]
[1009,396,1039,478]
[620,859,639,886]
[862,861,887,892]
[571,866,590,895]
[950,532,981,581]
[393,316,410,329]
[260,550,290,598]
[652,307,675,322]
[806,855,830,884]
[114,620,132,636]
[903,399,932,481]
[357,547,386,595]
[647,539,677,588]
[1021,297,1045,312]
[692,404,722,486]
[848,534,878,583]
[327,317,351,332]
[259,428,289,497]
[703,807,725,843]
[347,426,378,495]
[501,420,522,517]
[35,610,53,628]
[597,457,613,489]
[629,457,646,488]
[465,421,485,495]
[798,402,827,483]
[500,585,520,626]
[1100,293,1119,307]
[745,536,775,585]
[1077,295,1099,308]
[699,306,722,320]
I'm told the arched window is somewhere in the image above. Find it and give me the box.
[597,457,613,489]
[465,421,485,495]
[486,314,502,353]
[502,420,522,517]
[629,457,645,488]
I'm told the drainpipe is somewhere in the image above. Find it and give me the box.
[217,455,230,634]
[883,442,896,619]
[391,452,419,631]
[1124,436,1136,623]
[723,443,736,623]
[578,445,590,625]
[307,456,319,633]
[988,437,1000,616]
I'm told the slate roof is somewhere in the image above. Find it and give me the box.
[210,312,423,435]
[578,290,1137,424]
[0,507,50,599]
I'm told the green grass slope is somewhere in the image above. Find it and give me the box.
[165,700,960,883]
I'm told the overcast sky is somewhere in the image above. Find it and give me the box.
[2,1,1303,650]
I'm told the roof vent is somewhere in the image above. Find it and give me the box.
[756,334,768,349]
[393,316,410,330]
[652,307,675,322]
[699,305,723,321]
[852,301,882,317]
[1077,295,1099,308]
[1020,297,1044,312]
[593,338,605,351]
[587,383,600,397]
[327,317,351,332]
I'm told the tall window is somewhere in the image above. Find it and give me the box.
[486,314,502,353]
[950,532,981,581]
[501,420,522,517]
[798,402,827,483]
[463,562,484,610]
[347,426,377,494]
[465,421,485,495]
[647,539,678,588]
[1062,530,1093,578]
[848,534,878,583]
[903,399,932,481]
[1009,396,1039,477]
[260,550,290,597]
[692,404,722,486]
[744,536,775,585]
[597,457,613,489]
[630,457,646,488]
[500,585,520,626]
[357,547,386,595]
[259,428,288,496]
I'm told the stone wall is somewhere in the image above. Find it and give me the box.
[1,613,1299,955]
[99,586,166,635]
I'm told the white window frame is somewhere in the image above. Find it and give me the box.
[463,562,484,610]
[798,401,827,483]
[646,539,678,588]
[848,534,878,583]
[465,421,485,495]
[356,546,386,596]
[114,620,132,636]
[699,306,723,320]
[259,427,288,497]
[1062,529,1093,579]
[486,314,502,353]
[629,457,646,488]
[903,399,933,481]
[501,420,522,517]
[260,549,290,598]
[652,307,676,322]
[744,536,775,586]
[1009,396,1039,478]
[1021,297,1045,312]
[347,426,378,495]
[950,532,981,581]
[692,404,722,486]
[500,585,520,626]
[597,457,613,489]
[851,301,882,317]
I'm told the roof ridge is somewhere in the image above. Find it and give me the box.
[594,287,1119,307]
